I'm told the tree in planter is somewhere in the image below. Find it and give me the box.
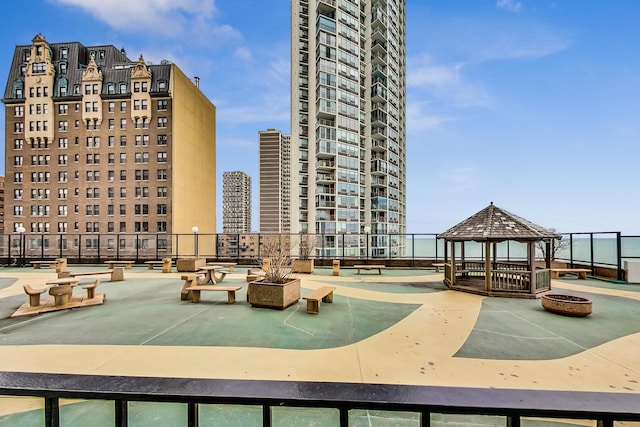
[250,234,300,310]
[292,233,316,273]
[257,234,293,284]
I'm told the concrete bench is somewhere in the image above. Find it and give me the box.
[82,279,100,299]
[353,265,385,274]
[23,284,49,307]
[432,263,445,272]
[303,286,336,314]
[145,259,172,273]
[551,268,591,279]
[184,285,242,304]
[60,268,124,282]
[105,260,134,269]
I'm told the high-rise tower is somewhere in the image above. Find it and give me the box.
[258,129,291,233]
[222,171,251,233]
[291,0,406,257]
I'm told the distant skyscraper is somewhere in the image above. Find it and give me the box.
[222,171,251,233]
[258,129,291,233]
[291,0,407,257]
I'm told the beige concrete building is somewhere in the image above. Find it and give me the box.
[2,34,216,254]
[258,129,291,233]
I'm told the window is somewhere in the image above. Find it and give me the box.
[109,136,115,147]
[109,119,115,130]
[157,100,167,110]
[157,222,167,232]
[92,84,99,94]
[120,118,127,129]
[142,82,148,92]
[157,152,167,163]
[14,139,24,149]
[158,80,167,91]
[120,187,126,197]
[59,104,69,115]
[134,82,140,92]
[157,204,167,215]
[58,154,68,165]
[134,100,141,110]
[157,169,168,180]
[120,223,126,233]
[157,187,167,198]
[14,189,23,200]
[120,101,127,112]
[14,172,23,183]
[60,47,68,59]
[120,136,127,147]
[108,153,115,164]
[157,117,167,128]
[120,205,126,215]
[108,170,115,181]
[157,135,167,145]
[135,222,149,232]
[14,123,24,133]
[14,106,24,117]
[108,187,115,198]
[107,84,115,95]
[120,153,127,163]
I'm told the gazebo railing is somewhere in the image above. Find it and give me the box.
[535,269,551,292]
[491,270,531,292]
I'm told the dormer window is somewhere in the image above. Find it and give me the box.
[23,49,30,62]
[157,80,167,91]
[32,62,46,73]
[60,47,68,59]
[59,62,67,74]
[119,82,127,93]
[73,84,80,95]
[107,83,115,94]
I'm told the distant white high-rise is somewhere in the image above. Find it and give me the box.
[291,0,406,257]
[258,129,291,233]
[222,171,251,233]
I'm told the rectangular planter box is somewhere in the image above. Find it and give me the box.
[291,259,314,274]
[249,278,300,310]
[176,258,206,272]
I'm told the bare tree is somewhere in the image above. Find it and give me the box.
[536,230,569,261]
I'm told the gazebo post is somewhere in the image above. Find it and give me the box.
[529,241,537,296]
[485,241,491,292]
[450,240,456,286]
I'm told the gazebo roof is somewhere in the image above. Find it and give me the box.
[437,203,561,242]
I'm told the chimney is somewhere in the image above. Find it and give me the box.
[194,76,200,89]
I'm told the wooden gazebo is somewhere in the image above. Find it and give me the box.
[437,203,560,298]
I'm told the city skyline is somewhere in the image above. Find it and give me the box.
[1,1,639,234]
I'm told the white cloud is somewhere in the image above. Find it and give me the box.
[52,0,240,42]
[496,0,522,13]
[234,47,252,62]
[407,55,492,109]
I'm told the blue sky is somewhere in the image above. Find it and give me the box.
[1,0,639,235]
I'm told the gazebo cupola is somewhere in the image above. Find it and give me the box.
[437,203,560,298]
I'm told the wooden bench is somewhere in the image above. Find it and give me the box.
[184,285,242,304]
[81,279,100,299]
[246,268,266,283]
[550,268,591,279]
[31,260,56,269]
[23,284,49,307]
[207,262,237,272]
[353,265,385,274]
[432,263,445,272]
[145,259,172,273]
[303,286,336,314]
[60,268,124,282]
[105,260,134,269]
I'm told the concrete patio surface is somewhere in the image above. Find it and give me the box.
[0,264,639,426]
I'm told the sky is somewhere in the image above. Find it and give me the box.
[1,0,639,235]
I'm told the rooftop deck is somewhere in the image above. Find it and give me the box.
[0,265,639,425]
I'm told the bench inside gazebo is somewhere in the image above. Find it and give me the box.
[437,203,559,298]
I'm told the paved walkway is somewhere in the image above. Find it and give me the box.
[0,265,639,425]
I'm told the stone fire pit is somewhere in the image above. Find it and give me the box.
[541,294,592,317]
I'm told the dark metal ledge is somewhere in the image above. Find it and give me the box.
[1,371,639,426]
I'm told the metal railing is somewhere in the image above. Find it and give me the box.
[0,372,638,427]
[0,231,637,280]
